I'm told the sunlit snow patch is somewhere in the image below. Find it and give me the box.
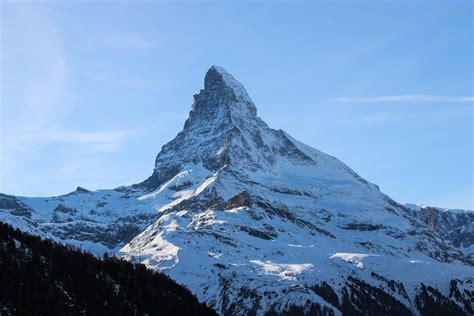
[330,252,379,269]
[250,260,314,280]
[120,233,180,271]
[139,170,193,201]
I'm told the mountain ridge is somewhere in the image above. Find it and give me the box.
[1,66,472,315]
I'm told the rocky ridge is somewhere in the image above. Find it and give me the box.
[1,66,472,315]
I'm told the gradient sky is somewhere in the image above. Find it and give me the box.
[1,1,472,209]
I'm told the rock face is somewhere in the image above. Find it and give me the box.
[1,66,473,315]
[404,203,474,261]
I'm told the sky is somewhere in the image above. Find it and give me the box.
[0,0,472,209]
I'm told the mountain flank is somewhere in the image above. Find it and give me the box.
[0,222,215,315]
[1,66,472,315]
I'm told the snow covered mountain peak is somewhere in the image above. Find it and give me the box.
[139,66,377,195]
[1,66,473,315]
[185,65,257,129]
[205,65,249,91]
[140,66,314,190]
[203,65,255,108]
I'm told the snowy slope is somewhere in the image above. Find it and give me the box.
[1,66,473,315]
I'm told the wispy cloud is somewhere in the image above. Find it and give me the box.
[326,95,474,103]
[352,105,472,125]
[4,130,140,153]
[80,65,157,87]
[332,41,382,64]
[88,35,156,49]
[0,128,143,194]
[0,4,147,195]
[1,2,69,132]
[1,2,71,192]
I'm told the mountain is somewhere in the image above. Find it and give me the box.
[1,66,472,315]
[0,222,215,315]
[403,203,474,261]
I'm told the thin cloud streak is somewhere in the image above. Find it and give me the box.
[88,35,156,49]
[1,3,69,132]
[0,129,143,193]
[3,130,141,153]
[326,95,474,103]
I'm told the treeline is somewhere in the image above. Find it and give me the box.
[0,222,216,315]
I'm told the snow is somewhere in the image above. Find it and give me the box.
[1,65,472,316]
[194,174,217,196]
[138,169,193,201]
[250,260,314,280]
[210,65,253,103]
[13,239,21,249]
[330,253,379,269]
[403,202,473,213]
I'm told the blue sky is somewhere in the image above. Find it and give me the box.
[1,1,472,209]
